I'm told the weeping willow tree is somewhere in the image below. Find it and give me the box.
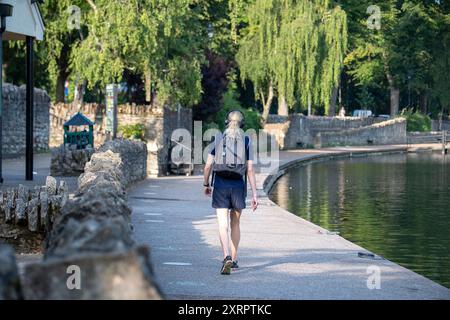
[237,0,347,118]
[71,0,204,107]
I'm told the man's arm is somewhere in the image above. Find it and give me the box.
[247,160,258,211]
[203,154,214,196]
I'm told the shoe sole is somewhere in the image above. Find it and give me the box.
[221,260,233,275]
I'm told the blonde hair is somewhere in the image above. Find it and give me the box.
[224,110,244,139]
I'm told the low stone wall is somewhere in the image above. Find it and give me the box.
[263,120,291,150]
[50,138,147,179]
[50,103,192,177]
[19,139,161,299]
[50,147,95,177]
[264,114,395,149]
[96,139,147,186]
[2,84,50,157]
[0,177,68,253]
[407,131,444,144]
[318,118,407,147]
[432,120,450,132]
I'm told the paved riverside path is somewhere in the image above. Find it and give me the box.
[129,145,450,300]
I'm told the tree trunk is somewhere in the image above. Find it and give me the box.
[328,86,338,116]
[55,41,71,103]
[420,92,428,114]
[308,94,312,116]
[278,95,288,116]
[145,70,152,104]
[261,81,274,122]
[73,78,86,106]
[390,87,400,117]
[386,72,400,116]
[55,71,67,103]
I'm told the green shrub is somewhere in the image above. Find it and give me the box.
[118,123,145,140]
[400,109,431,132]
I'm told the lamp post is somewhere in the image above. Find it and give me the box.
[0,3,14,184]
[26,35,34,181]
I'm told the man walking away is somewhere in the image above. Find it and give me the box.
[203,110,258,275]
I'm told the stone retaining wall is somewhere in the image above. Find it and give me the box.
[432,120,450,132]
[318,118,407,147]
[264,114,398,149]
[2,84,50,157]
[407,131,444,144]
[50,103,192,177]
[0,177,68,253]
[19,139,161,299]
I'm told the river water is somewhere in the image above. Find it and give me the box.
[269,152,450,288]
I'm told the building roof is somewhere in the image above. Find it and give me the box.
[64,112,95,127]
[3,0,45,41]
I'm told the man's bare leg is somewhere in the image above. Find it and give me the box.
[216,208,230,258]
[230,209,242,261]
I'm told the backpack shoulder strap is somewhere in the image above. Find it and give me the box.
[244,136,249,197]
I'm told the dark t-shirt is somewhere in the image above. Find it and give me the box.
[209,134,253,189]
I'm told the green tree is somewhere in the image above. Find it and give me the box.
[237,0,347,119]
[343,0,449,117]
[6,0,91,102]
[388,2,439,113]
[342,0,401,116]
[70,0,205,108]
[431,9,450,116]
[192,0,257,121]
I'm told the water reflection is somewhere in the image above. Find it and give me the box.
[269,152,450,288]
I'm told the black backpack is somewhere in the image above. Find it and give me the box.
[212,134,249,180]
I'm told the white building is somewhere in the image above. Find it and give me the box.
[2,0,44,41]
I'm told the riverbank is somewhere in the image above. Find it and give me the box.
[261,144,444,193]
[130,144,450,299]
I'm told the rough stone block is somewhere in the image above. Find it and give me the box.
[0,245,22,300]
[77,171,126,197]
[48,195,62,224]
[50,146,94,177]
[5,189,16,223]
[27,199,39,232]
[44,214,134,260]
[46,176,57,196]
[14,185,29,224]
[22,246,162,300]
[40,191,49,231]
[57,180,69,208]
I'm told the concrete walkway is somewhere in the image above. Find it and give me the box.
[129,145,450,299]
[0,153,78,192]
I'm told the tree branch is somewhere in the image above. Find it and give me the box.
[85,0,97,12]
